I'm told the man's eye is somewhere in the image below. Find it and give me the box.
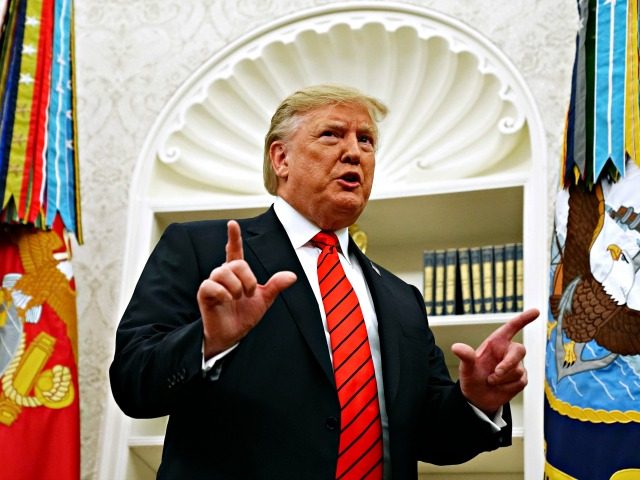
[358,135,373,145]
[321,131,336,137]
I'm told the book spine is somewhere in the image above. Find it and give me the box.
[481,246,494,313]
[504,243,516,312]
[458,248,472,314]
[444,248,457,315]
[516,243,524,310]
[470,247,483,314]
[434,249,446,315]
[493,244,505,313]
[423,250,435,316]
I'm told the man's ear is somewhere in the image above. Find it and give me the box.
[270,141,289,179]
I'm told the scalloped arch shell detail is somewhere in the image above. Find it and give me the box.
[150,4,533,198]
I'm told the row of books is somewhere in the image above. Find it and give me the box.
[423,243,523,316]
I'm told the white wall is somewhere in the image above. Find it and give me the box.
[73,1,576,477]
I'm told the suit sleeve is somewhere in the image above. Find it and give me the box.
[410,286,513,465]
[109,223,222,418]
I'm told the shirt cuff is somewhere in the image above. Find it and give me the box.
[468,404,507,433]
[202,342,239,379]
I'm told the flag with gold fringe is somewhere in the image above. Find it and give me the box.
[546,1,640,478]
[0,0,80,478]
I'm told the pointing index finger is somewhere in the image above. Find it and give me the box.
[494,308,540,341]
[225,220,244,262]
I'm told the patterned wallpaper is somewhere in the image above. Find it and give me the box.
[73,0,577,477]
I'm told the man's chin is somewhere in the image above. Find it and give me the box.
[329,198,367,227]
[297,191,369,229]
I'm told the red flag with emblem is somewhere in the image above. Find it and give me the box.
[0,218,79,479]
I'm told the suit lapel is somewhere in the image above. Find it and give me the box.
[350,240,403,409]
[243,208,335,386]
[241,209,404,402]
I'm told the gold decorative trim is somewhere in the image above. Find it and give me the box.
[544,459,577,480]
[545,382,640,423]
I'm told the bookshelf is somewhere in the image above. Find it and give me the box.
[97,4,548,480]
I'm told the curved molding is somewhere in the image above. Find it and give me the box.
[142,2,536,202]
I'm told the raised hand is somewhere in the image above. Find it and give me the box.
[451,308,540,415]
[197,220,297,359]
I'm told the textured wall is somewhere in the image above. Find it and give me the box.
[73,1,577,477]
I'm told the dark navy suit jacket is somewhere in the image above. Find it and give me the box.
[110,207,511,479]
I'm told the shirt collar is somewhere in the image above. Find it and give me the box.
[273,197,351,261]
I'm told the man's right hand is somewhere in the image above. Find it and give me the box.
[197,220,297,359]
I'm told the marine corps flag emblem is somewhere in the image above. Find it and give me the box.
[0,221,80,479]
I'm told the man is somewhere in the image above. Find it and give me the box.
[110,84,538,479]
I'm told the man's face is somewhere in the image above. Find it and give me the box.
[270,102,376,230]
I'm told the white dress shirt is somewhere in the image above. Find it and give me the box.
[273,197,392,472]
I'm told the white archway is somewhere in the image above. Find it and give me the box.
[98,3,547,479]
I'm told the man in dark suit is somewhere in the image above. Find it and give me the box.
[110,84,538,479]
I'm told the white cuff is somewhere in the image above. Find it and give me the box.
[202,342,239,371]
[468,404,507,433]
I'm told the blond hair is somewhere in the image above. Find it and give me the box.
[263,84,388,195]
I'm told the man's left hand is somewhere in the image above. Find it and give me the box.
[451,308,540,416]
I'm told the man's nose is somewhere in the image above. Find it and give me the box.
[341,134,361,164]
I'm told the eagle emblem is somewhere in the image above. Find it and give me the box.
[0,228,76,426]
[550,167,640,387]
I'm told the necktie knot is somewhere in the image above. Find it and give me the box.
[311,231,339,251]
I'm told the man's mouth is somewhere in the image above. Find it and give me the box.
[338,172,361,186]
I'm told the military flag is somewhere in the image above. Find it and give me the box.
[0,0,80,478]
[563,0,640,188]
[0,0,81,238]
[0,220,79,479]
[546,1,640,478]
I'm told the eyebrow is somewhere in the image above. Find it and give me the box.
[319,121,376,138]
[358,125,376,137]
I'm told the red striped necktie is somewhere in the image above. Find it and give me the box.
[311,231,383,480]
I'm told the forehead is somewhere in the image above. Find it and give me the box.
[301,102,374,129]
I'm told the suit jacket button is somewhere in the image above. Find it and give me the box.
[325,416,339,431]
